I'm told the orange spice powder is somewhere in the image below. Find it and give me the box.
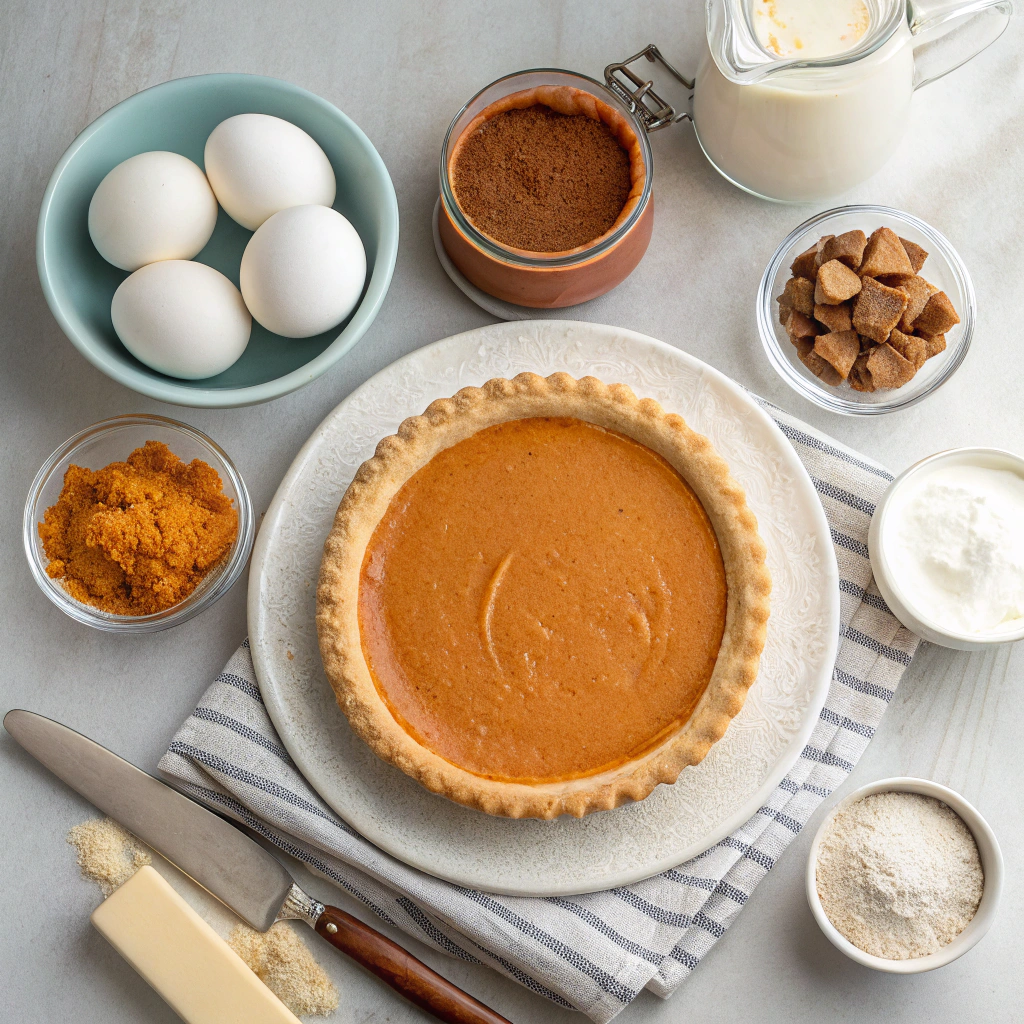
[39,440,238,616]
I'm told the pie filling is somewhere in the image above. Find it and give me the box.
[358,416,727,784]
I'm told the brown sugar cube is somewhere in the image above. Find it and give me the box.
[799,345,844,387]
[786,309,821,342]
[859,227,915,278]
[822,230,867,270]
[852,276,908,343]
[888,328,927,370]
[913,290,960,336]
[814,301,852,333]
[790,245,819,280]
[778,295,793,327]
[814,234,836,269]
[897,275,937,332]
[813,329,860,380]
[917,332,947,358]
[899,237,929,273]
[866,342,917,389]
[783,276,816,316]
[815,260,862,304]
[849,352,875,392]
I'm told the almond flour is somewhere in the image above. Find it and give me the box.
[67,817,151,896]
[816,791,983,959]
[229,922,340,1017]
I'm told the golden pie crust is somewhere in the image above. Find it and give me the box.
[316,373,771,819]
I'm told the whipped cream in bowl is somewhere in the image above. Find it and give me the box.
[869,448,1024,649]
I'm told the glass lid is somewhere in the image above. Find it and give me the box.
[706,0,907,82]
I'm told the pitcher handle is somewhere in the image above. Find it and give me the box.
[909,0,1014,89]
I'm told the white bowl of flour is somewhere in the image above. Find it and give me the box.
[806,778,1003,973]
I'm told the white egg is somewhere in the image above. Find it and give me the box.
[239,205,366,338]
[204,114,337,231]
[88,152,218,271]
[111,261,251,380]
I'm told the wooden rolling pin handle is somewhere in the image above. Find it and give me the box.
[315,904,514,1024]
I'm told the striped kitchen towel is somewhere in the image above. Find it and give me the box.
[159,401,918,1023]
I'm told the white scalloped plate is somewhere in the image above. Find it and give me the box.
[249,321,839,896]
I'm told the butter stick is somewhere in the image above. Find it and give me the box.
[91,866,301,1024]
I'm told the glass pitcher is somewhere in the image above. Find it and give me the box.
[689,0,1012,201]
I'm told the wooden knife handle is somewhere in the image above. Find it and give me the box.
[315,904,513,1024]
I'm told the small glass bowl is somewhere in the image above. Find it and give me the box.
[24,414,254,632]
[758,205,975,415]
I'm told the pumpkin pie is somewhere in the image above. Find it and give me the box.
[316,373,771,818]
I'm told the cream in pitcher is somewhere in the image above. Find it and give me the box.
[689,0,1012,202]
[752,0,872,58]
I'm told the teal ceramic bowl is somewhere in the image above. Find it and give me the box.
[37,74,399,407]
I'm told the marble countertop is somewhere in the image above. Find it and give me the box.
[1,2,1021,1021]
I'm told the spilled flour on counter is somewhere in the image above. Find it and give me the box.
[68,817,339,1015]
[229,922,339,1017]
[816,792,984,959]
[67,817,151,896]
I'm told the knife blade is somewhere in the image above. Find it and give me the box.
[5,708,292,930]
[5,709,513,1024]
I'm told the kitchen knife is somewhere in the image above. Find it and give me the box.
[4,709,513,1024]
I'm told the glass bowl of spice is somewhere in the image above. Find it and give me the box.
[806,778,1003,973]
[23,414,254,632]
[438,68,654,308]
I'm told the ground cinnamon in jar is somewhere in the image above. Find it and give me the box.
[451,103,632,252]
[39,440,238,615]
